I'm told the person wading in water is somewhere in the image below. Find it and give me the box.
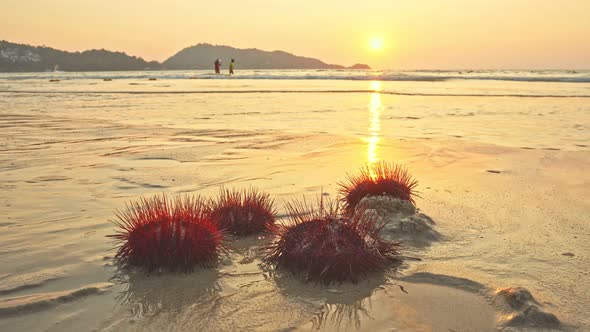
[229,59,235,76]
[214,59,222,74]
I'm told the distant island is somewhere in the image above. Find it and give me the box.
[0,40,370,72]
[0,40,160,72]
[164,43,370,70]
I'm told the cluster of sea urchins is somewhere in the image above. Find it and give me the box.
[109,162,415,280]
[339,161,418,215]
[110,188,276,272]
[109,194,223,272]
[264,198,400,284]
[208,187,276,236]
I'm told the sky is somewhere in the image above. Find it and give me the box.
[2,0,589,69]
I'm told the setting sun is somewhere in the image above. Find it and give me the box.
[370,37,384,51]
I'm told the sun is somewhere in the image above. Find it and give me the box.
[370,37,384,51]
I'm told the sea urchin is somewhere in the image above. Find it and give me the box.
[339,161,418,215]
[208,187,276,236]
[109,194,223,272]
[265,198,400,284]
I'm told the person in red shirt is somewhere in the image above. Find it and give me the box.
[214,59,223,74]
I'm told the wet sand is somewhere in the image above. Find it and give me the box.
[1,79,589,331]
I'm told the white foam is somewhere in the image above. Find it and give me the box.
[1,69,589,83]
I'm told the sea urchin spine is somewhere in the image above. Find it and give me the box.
[208,187,276,236]
[339,161,418,215]
[265,198,400,284]
[109,194,223,272]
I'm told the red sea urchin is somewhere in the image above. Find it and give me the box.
[209,187,276,236]
[265,198,400,284]
[109,194,223,272]
[339,161,418,215]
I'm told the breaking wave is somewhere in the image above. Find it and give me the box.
[2,69,590,83]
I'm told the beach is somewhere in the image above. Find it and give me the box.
[1,70,589,331]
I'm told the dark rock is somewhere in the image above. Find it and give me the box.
[348,63,371,70]
[498,287,560,328]
[523,305,560,328]
[505,305,561,328]
[499,287,535,309]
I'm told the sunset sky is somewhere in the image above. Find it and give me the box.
[2,0,589,69]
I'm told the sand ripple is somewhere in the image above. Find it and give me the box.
[0,282,113,317]
[0,267,70,295]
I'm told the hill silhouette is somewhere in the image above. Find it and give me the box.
[163,43,368,70]
[0,40,159,72]
[0,40,369,72]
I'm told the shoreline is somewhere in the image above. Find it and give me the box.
[3,89,590,99]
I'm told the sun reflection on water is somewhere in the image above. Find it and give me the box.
[368,82,382,162]
[367,81,382,178]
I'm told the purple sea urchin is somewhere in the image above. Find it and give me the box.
[265,198,400,284]
[109,194,223,272]
[339,161,418,215]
